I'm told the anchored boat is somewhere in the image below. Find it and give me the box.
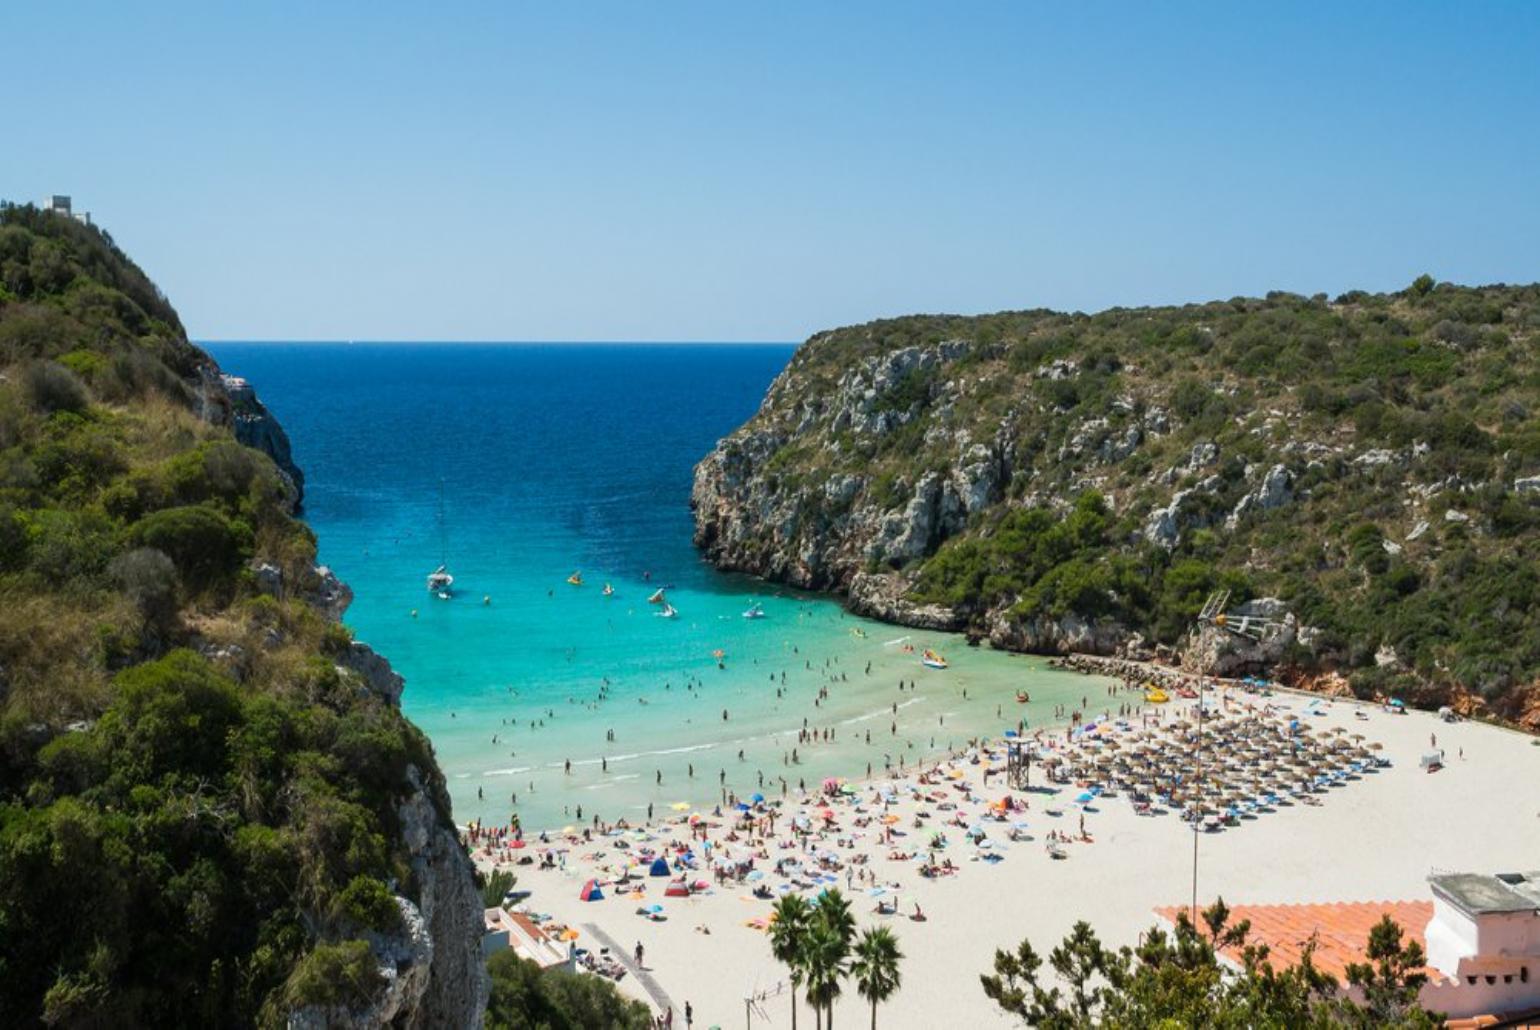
[426,564,454,598]
[426,481,453,599]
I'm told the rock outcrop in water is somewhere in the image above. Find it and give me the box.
[693,284,1540,722]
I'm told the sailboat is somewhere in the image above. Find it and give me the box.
[566,571,584,586]
[602,583,615,597]
[655,601,679,619]
[742,602,765,620]
[647,588,666,604]
[425,481,453,599]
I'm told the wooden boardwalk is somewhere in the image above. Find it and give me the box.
[582,920,679,1017]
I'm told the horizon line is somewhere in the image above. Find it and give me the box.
[198,338,803,346]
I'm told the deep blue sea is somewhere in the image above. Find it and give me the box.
[206,344,1096,830]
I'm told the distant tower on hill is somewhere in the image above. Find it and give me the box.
[41,195,91,226]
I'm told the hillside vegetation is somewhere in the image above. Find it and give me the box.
[0,206,480,1026]
[692,278,1540,721]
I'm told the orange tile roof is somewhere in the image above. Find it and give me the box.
[1154,900,1436,984]
[509,910,553,943]
[1445,1012,1540,1029]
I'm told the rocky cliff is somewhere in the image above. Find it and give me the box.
[193,368,482,1027]
[693,340,1003,594]
[220,372,306,509]
[284,581,488,1030]
[0,204,486,1028]
[693,282,1540,719]
[214,388,487,1030]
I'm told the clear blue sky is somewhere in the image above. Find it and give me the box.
[4,2,1538,342]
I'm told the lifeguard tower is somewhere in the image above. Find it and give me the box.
[1006,737,1032,789]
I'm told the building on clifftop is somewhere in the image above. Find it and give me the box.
[41,194,91,225]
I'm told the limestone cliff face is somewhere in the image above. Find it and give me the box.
[267,573,488,1030]
[220,373,307,509]
[191,365,306,510]
[287,756,488,1030]
[692,340,1008,607]
[690,335,1117,653]
[689,335,1317,663]
[691,291,1540,718]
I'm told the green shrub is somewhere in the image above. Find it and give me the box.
[0,502,29,570]
[481,868,517,908]
[31,414,127,500]
[22,360,89,414]
[130,504,251,592]
[24,507,118,581]
[486,950,653,1030]
[873,365,937,413]
[99,650,245,782]
[57,348,109,380]
[107,547,180,626]
[331,875,402,933]
[1170,378,1212,419]
[282,939,382,1009]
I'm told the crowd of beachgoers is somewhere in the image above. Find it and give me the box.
[463,675,1456,1025]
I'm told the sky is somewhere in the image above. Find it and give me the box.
[3,2,1538,342]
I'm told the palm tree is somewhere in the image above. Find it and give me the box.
[850,927,903,1030]
[769,894,812,1030]
[815,888,856,944]
[807,890,856,1029]
[802,918,849,1030]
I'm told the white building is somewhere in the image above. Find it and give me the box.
[41,195,91,226]
[1422,870,1540,1020]
[482,906,574,971]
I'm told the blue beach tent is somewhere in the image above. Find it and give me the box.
[649,856,671,877]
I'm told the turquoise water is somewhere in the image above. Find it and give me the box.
[206,344,1103,830]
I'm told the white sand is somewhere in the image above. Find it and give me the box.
[476,692,1540,1029]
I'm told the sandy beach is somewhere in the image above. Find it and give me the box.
[470,684,1540,1028]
